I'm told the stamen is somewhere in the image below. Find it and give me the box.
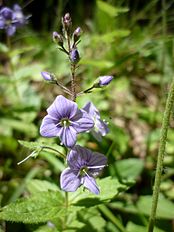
[87,165,107,169]
[83,169,90,178]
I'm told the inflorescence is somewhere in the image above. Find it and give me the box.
[40,13,113,194]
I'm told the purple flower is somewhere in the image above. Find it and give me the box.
[12,4,28,27]
[0,7,16,36]
[83,102,109,141]
[0,5,28,36]
[40,95,94,148]
[98,76,113,87]
[60,145,107,194]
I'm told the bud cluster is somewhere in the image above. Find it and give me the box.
[52,12,81,66]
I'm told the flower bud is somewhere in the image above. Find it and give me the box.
[73,27,82,42]
[98,76,113,86]
[62,13,72,30]
[52,32,63,47]
[93,76,113,88]
[41,71,56,83]
[70,49,80,64]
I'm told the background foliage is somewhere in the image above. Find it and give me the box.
[0,0,174,231]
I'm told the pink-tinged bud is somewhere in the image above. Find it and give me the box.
[98,76,113,86]
[41,71,56,83]
[52,31,63,46]
[73,27,82,42]
[62,13,72,29]
[70,49,80,64]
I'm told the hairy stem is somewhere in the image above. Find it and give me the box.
[55,80,72,96]
[70,64,76,101]
[147,79,174,232]
[66,31,76,101]
[61,191,69,230]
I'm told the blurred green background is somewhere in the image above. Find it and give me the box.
[0,0,174,231]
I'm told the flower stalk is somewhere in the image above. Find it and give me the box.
[70,64,76,101]
[148,79,174,232]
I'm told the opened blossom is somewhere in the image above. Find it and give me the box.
[83,102,109,141]
[60,145,107,194]
[0,4,28,36]
[40,95,94,148]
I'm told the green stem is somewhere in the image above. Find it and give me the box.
[6,35,22,103]
[147,79,174,232]
[62,182,69,230]
[66,30,76,101]
[40,146,66,159]
[65,192,68,208]
[77,85,94,96]
[70,64,76,101]
[98,205,126,232]
[6,35,11,49]
[55,80,72,96]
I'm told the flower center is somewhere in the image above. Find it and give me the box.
[6,20,12,26]
[80,166,88,176]
[60,118,71,127]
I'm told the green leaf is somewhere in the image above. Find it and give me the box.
[137,195,174,219]
[97,1,128,17]
[18,140,65,169]
[0,191,65,223]
[26,179,59,194]
[18,140,43,150]
[113,158,144,180]
[126,222,165,232]
[93,30,130,44]
[8,167,41,203]
[108,125,129,154]
[33,224,59,232]
[80,59,114,69]
[58,205,85,231]
[0,75,14,84]
[13,111,37,123]
[13,64,44,81]
[1,119,37,137]
[110,195,174,219]
[0,43,8,52]
[18,140,63,155]
[77,207,106,231]
[146,74,162,84]
[69,177,131,207]
[40,152,65,172]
